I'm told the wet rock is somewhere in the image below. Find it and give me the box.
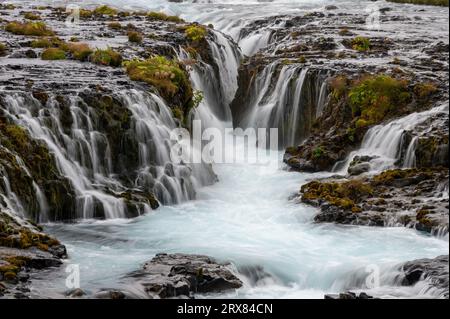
[401,255,449,298]
[300,168,449,235]
[325,291,375,299]
[348,163,370,176]
[122,253,243,299]
[65,288,86,298]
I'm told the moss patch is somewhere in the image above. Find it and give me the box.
[348,75,410,127]
[91,48,122,67]
[125,56,191,99]
[184,25,208,42]
[93,5,118,16]
[147,11,184,23]
[5,21,55,36]
[41,48,66,60]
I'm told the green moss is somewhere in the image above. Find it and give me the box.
[93,5,118,16]
[0,42,7,56]
[108,22,122,30]
[147,11,184,23]
[31,38,53,48]
[124,56,191,99]
[348,75,410,125]
[185,25,207,42]
[91,48,122,67]
[41,48,66,60]
[128,31,143,44]
[351,36,371,52]
[312,147,324,159]
[5,21,55,36]
[414,82,438,99]
[24,12,41,20]
[301,179,373,212]
[65,42,93,61]
[79,9,94,19]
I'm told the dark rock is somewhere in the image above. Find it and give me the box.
[401,255,449,297]
[121,253,243,298]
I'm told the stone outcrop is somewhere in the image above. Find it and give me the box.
[88,253,243,299]
[300,168,449,235]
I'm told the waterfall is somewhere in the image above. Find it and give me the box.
[234,62,329,148]
[334,102,450,174]
[178,29,242,129]
[0,89,216,221]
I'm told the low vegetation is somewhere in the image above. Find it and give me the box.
[0,42,7,56]
[41,48,66,60]
[301,179,374,213]
[128,31,143,44]
[351,36,371,52]
[23,12,41,20]
[348,75,410,127]
[93,5,118,16]
[5,21,55,36]
[91,48,123,67]
[184,25,208,42]
[124,56,190,98]
[108,22,122,30]
[147,11,185,23]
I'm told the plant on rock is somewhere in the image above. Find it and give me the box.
[124,56,191,99]
[91,48,122,67]
[185,25,207,42]
[348,75,410,127]
[5,21,55,36]
[41,48,66,60]
[351,36,370,52]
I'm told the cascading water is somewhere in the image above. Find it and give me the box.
[233,61,330,148]
[0,89,216,221]
[333,102,450,174]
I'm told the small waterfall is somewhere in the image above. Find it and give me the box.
[233,61,329,148]
[403,136,419,169]
[334,102,450,173]
[179,29,242,129]
[0,89,216,221]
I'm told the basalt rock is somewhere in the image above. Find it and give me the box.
[401,255,449,298]
[300,168,449,235]
[117,253,243,299]
[0,210,66,298]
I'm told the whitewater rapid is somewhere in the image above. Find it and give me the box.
[40,139,448,299]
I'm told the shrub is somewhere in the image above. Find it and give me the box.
[5,21,55,36]
[351,36,371,52]
[185,25,207,42]
[93,5,118,16]
[108,22,122,30]
[41,48,66,60]
[312,147,324,159]
[66,43,93,61]
[0,43,7,56]
[24,12,41,20]
[147,11,184,23]
[349,75,410,125]
[128,31,143,44]
[79,9,93,19]
[414,82,438,99]
[91,48,122,67]
[124,56,190,98]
